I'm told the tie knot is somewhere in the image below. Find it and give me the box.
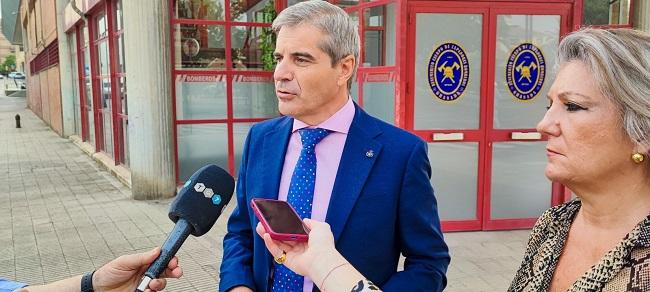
[298,128,330,150]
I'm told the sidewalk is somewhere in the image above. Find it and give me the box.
[0,99,529,291]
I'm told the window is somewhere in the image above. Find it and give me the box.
[79,23,95,146]
[92,11,114,158]
[343,1,398,125]
[72,0,128,166]
[172,0,279,182]
[113,0,129,166]
[174,24,226,70]
[69,33,82,136]
[583,0,633,27]
[175,0,226,20]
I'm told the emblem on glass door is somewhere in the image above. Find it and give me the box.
[506,43,546,101]
[428,42,469,102]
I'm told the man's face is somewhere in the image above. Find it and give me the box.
[273,24,350,125]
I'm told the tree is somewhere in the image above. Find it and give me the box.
[0,54,16,75]
[259,0,277,71]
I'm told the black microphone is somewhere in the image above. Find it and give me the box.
[135,164,235,292]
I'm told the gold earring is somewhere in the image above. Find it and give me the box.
[632,153,645,164]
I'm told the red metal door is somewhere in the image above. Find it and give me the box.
[406,1,573,231]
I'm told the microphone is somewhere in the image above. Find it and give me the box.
[135,164,235,292]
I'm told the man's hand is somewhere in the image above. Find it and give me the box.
[93,247,183,292]
[17,247,183,292]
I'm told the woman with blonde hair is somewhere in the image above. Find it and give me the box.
[509,28,650,291]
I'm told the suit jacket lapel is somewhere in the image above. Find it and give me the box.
[260,118,293,275]
[326,106,382,242]
[261,117,293,200]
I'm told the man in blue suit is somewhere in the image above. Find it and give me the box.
[219,1,449,291]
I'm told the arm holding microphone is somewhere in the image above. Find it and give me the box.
[134,164,235,292]
[256,219,381,292]
[16,247,182,292]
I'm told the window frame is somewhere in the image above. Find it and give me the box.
[170,0,280,182]
[579,0,635,28]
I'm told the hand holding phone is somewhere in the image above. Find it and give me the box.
[251,198,309,242]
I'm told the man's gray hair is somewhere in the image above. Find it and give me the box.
[557,28,650,160]
[272,0,360,89]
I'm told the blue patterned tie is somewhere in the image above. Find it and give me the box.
[272,128,331,292]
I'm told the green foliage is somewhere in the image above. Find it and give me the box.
[259,1,277,71]
[0,54,16,75]
[583,0,611,25]
[178,0,224,19]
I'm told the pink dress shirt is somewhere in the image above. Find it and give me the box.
[277,97,355,292]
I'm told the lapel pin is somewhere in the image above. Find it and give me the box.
[366,150,374,158]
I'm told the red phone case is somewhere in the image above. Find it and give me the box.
[251,198,309,242]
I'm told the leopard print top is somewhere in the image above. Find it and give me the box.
[508,199,650,292]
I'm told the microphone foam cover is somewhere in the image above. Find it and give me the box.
[169,164,235,236]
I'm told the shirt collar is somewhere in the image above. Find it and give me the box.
[292,97,355,134]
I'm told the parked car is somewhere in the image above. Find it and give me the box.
[9,72,25,79]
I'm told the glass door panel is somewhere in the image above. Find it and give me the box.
[362,72,395,125]
[410,9,486,228]
[413,13,483,130]
[493,15,560,129]
[486,10,567,229]
[490,142,550,219]
[428,143,479,220]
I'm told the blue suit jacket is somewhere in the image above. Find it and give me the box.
[219,105,449,291]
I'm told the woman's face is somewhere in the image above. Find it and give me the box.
[537,61,637,186]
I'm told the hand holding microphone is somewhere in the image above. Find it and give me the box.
[135,164,235,292]
[13,247,181,292]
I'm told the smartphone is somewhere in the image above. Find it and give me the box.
[250,198,309,242]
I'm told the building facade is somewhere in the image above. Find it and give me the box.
[17,0,647,231]
[19,0,62,135]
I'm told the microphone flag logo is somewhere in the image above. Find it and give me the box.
[194,183,206,192]
[194,182,222,206]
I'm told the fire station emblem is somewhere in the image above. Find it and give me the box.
[506,43,546,101]
[428,42,469,102]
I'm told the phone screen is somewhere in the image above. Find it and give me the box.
[255,200,307,235]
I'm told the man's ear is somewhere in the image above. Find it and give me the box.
[336,55,356,87]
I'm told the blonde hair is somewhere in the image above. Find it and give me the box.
[557,28,650,158]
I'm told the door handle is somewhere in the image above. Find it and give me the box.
[511,132,542,140]
[433,132,464,141]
